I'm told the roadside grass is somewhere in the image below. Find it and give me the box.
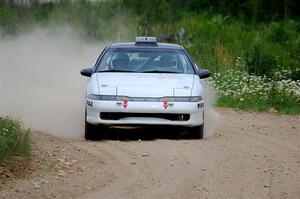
[211,70,300,114]
[0,117,31,163]
[279,105,300,115]
[216,98,300,114]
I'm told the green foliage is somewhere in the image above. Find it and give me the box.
[146,14,299,81]
[0,117,31,163]
[246,44,278,76]
[124,0,300,23]
[0,4,17,34]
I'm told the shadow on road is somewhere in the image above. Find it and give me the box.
[91,126,192,141]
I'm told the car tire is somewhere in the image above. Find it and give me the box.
[85,119,97,140]
[189,124,204,139]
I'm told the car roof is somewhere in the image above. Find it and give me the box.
[110,42,182,50]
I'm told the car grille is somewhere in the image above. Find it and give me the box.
[100,112,190,121]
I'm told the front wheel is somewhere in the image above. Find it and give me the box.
[85,120,97,140]
[189,124,204,139]
[85,110,107,140]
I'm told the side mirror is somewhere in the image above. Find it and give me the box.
[198,69,211,79]
[80,68,94,77]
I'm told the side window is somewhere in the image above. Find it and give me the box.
[94,45,109,69]
[178,54,194,73]
[101,53,113,70]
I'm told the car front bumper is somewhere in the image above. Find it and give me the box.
[86,99,204,127]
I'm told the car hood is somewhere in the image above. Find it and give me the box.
[96,73,195,97]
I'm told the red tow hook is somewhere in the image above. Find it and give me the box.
[163,99,168,109]
[123,100,128,109]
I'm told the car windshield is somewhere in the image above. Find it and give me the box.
[96,48,195,74]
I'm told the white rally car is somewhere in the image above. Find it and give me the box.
[81,37,210,140]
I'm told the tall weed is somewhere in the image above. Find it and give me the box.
[0,117,31,163]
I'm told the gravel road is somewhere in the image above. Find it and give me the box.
[1,108,299,199]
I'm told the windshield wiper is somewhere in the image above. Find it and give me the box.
[99,69,136,73]
[140,70,180,73]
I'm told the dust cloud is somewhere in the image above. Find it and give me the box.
[203,81,220,138]
[0,28,102,138]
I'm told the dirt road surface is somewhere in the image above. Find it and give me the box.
[1,108,300,199]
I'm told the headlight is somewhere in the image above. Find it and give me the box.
[168,96,203,102]
[190,96,203,102]
[88,94,117,101]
